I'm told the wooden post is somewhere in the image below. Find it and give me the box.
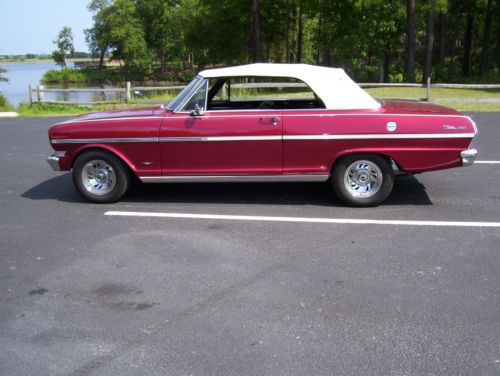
[426,77,431,101]
[126,81,131,102]
[37,85,45,102]
[28,84,33,105]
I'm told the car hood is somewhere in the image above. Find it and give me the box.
[382,100,463,116]
[73,105,165,122]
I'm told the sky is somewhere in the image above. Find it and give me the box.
[0,0,93,54]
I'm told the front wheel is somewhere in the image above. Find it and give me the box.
[331,154,394,207]
[72,150,131,203]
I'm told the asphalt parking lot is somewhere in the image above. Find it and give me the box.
[1,113,499,375]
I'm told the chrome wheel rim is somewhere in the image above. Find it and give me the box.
[81,159,116,195]
[344,160,383,198]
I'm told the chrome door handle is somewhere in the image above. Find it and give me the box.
[259,117,279,126]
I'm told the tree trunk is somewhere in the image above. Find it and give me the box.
[462,13,474,77]
[422,5,435,84]
[99,48,106,70]
[383,31,393,83]
[383,49,391,82]
[382,0,395,82]
[404,0,416,82]
[438,12,446,66]
[315,1,323,64]
[448,33,456,81]
[161,51,167,74]
[296,0,303,63]
[367,52,373,82]
[479,0,493,76]
[62,55,68,69]
[322,48,332,66]
[285,0,290,63]
[252,0,263,62]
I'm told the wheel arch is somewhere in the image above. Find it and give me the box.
[329,150,398,173]
[70,145,137,176]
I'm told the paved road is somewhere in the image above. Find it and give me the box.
[1,113,499,375]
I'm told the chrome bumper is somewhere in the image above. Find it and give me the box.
[460,148,478,166]
[47,151,66,171]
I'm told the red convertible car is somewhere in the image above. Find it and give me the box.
[47,63,478,206]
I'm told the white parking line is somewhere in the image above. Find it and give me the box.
[475,161,500,164]
[104,211,500,228]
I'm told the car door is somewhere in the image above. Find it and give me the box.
[159,80,283,175]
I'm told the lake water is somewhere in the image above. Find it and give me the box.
[0,62,125,106]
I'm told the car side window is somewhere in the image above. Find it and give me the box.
[206,77,325,111]
[182,80,208,112]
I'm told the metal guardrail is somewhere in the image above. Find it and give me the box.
[28,78,500,105]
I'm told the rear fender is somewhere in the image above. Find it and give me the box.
[330,147,462,174]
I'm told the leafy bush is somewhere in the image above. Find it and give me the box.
[41,69,87,84]
[0,92,13,111]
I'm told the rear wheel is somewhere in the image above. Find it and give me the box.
[72,150,130,203]
[331,154,394,207]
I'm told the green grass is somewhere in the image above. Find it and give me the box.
[365,86,500,99]
[16,102,147,117]
[364,87,500,111]
[433,102,500,112]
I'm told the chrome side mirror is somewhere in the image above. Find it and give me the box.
[190,103,204,117]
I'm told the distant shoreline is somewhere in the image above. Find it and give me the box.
[0,58,93,64]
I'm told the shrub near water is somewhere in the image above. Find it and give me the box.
[42,68,87,84]
[0,92,13,111]
[41,67,146,84]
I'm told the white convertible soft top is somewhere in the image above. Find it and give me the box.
[198,63,380,110]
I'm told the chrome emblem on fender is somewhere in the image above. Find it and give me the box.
[443,124,466,130]
[386,121,397,132]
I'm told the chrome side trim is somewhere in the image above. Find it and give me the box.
[167,113,282,118]
[282,113,470,119]
[51,137,158,144]
[158,137,204,142]
[139,175,330,183]
[460,148,478,166]
[158,136,282,142]
[283,133,475,140]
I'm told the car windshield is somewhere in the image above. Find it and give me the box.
[166,76,202,110]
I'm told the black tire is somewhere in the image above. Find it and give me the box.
[331,154,394,207]
[72,150,131,203]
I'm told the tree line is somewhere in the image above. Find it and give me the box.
[80,0,498,83]
[0,53,91,62]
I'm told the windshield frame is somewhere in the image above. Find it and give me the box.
[166,75,203,111]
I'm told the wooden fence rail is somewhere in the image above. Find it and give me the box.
[28,79,500,106]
